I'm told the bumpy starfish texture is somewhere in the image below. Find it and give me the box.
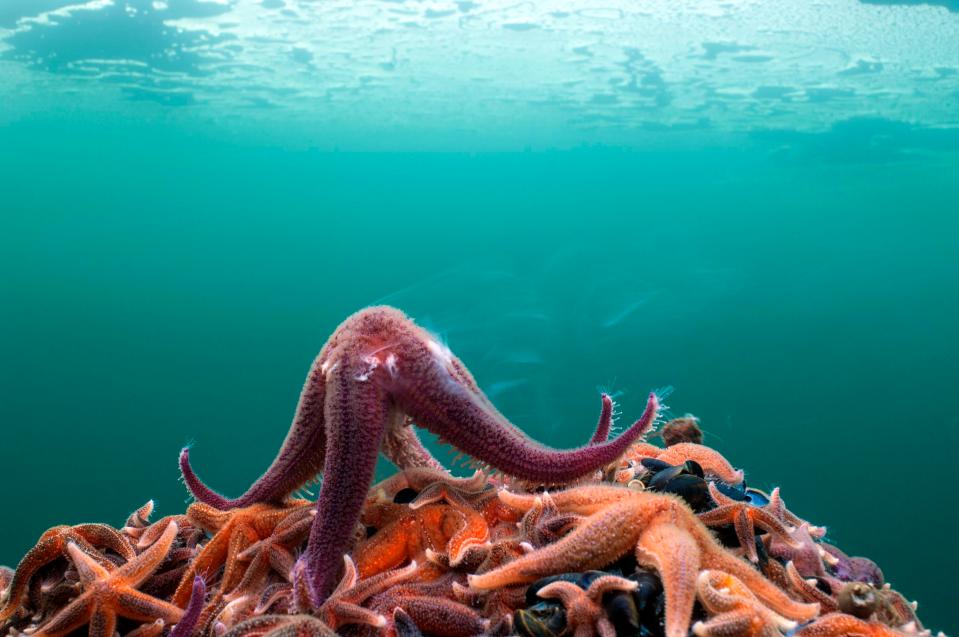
[221,613,338,637]
[30,521,183,637]
[794,612,909,637]
[470,485,818,637]
[317,556,419,630]
[0,523,135,622]
[170,576,206,637]
[693,570,797,637]
[700,483,800,563]
[537,574,638,637]
[180,306,659,604]
[371,589,489,637]
[173,500,311,607]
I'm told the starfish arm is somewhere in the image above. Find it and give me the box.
[305,363,392,605]
[382,417,447,472]
[656,443,744,484]
[784,561,838,612]
[268,545,298,581]
[499,483,634,517]
[118,520,178,586]
[468,499,642,590]
[794,613,903,637]
[390,596,490,637]
[393,607,425,637]
[88,605,118,637]
[537,580,586,606]
[65,542,111,584]
[220,614,297,637]
[72,524,136,562]
[170,576,206,637]
[126,619,166,637]
[701,547,819,622]
[692,610,757,637]
[0,529,71,621]
[172,519,232,605]
[401,376,659,482]
[448,509,490,567]
[586,575,639,599]
[31,595,98,637]
[115,590,185,625]
[734,509,760,563]
[636,523,701,637]
[706,481,745,508]
[590,394,614,444]
[180,358,328,509]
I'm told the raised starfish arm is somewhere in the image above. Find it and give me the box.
[179,360,329,510]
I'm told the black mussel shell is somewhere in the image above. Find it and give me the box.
[514,601,568,637]
[603,591,640,635]
[640,457,673,475]
[662,474,710,512]
[393,487,418,504]
[610,570,666,637]
[644,462,711,513]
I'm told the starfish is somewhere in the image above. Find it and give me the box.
[30,521,183,637]
[692,570,797,637]
[518,492,582,548]
[0,523,135,623]
[700,483,802,563]
[793,612,908,637]
[180,306,659,604]
[170,576,207,637]
[536,574,638,637]
[469,485,818,637]
[316,556,418,630]
[356,502,490,579]
[368,578,490,637]
[172,500,311,607]
[221,613,338,637]
[625,442,744,484]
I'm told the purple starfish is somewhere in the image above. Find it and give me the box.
[180,306,658,606]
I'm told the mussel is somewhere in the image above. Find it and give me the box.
[641,459,711,513]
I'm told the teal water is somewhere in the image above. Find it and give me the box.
[2,1,958,634]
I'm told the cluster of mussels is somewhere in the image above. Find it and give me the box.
[0,417,939,637]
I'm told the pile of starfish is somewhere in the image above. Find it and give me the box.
[0,307,942,637]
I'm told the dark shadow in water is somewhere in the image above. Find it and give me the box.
[2,0,236,105]
[859,0,958,11]
[753,117,959,163]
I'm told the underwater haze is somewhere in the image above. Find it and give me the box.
[1,0,958,633]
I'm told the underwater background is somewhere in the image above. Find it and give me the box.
[1,0,957,633]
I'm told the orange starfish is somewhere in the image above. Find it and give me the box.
[692,570,797,637]
[316,556,418,630]
[172,500,311,607]
[354,503,489,579]
[699,483,800,563]
[469,485,818,637]
[30,521,183,637]
[794,612,908,637]
[626,442,744,484]
[368,577,490,637]
[0,523,135,623]
[536,574,638,637]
